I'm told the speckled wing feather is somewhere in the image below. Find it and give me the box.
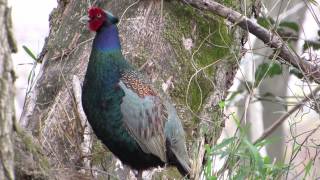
[164,102,191,175]
[119,70,168,162]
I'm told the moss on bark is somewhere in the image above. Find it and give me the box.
[165,0,234,120]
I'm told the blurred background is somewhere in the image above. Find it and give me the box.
[9,0,57,116]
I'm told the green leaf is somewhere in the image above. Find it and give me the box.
[262,92,275,97]
[255,63,282,87]
[208,176,217,180]
[22,45,38,61]
[205,158,212,177]
[205,144,211,154]
[27,67,35,85]
[211,137,236,153]
[218,100,225,109]
[257,17,275,29]
[227,90,243,101]
[279,21,299,32]
[303,40,320,51]
[308,0,319,5]
[267,63,282,77]
[254,138,274,149]
[263,156,271,164]
[289,67,304,79]
[243,139,264,174]
[303,160,313,179]
[292,143,302,154]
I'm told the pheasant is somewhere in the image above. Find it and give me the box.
[81,7,191,179]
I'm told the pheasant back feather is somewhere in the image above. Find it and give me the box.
[121,71,157,98]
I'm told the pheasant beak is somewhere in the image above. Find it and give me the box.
[80,15,90,24]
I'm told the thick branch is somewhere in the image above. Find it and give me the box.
[182,0,320,84]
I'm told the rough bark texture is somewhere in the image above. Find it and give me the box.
[19,0,239,179]
[0,0,16,179]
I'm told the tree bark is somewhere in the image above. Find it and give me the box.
[0,0,16,179]
[19,0,238,178]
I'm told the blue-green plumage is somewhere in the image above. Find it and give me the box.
[82,48,164,169]
[82,7,190,177]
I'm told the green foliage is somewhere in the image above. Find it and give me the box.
[303,160,313,179]
[289,67,304,79]
[203,114,289,179]
[257,17,299,41]
[307,0,319,5]
[22,45,38,61]
[279,21,299,33]
[303,29,320,51]
[257,17,275,29]
[257,16,300,33]
[226,89,244,102]
[254,62,282,87]
[303,40,320,51]
[218,100,226,109]
[22,45,40,94]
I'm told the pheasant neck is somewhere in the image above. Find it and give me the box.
[93,24,121,52]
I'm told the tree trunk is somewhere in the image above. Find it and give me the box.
[0,0,16,179]
[19,0,238,178]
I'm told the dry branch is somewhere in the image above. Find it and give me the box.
[182,0,320,84]
[254,86,320,144]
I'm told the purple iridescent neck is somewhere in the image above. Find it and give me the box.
[93,24,121,51]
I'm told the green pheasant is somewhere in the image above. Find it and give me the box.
[81,7,191,179]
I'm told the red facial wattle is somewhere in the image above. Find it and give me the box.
[88,7,106,31]
[88,18,103,31]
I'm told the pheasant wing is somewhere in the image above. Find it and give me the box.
[119,71,167,162]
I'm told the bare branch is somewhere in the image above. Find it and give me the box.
[253,86,320,144]
[182,0,320,84]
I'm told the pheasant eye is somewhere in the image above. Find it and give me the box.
[97,13,102,18]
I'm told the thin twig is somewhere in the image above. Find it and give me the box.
[118,0,140,25]
[253,86,320,145]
